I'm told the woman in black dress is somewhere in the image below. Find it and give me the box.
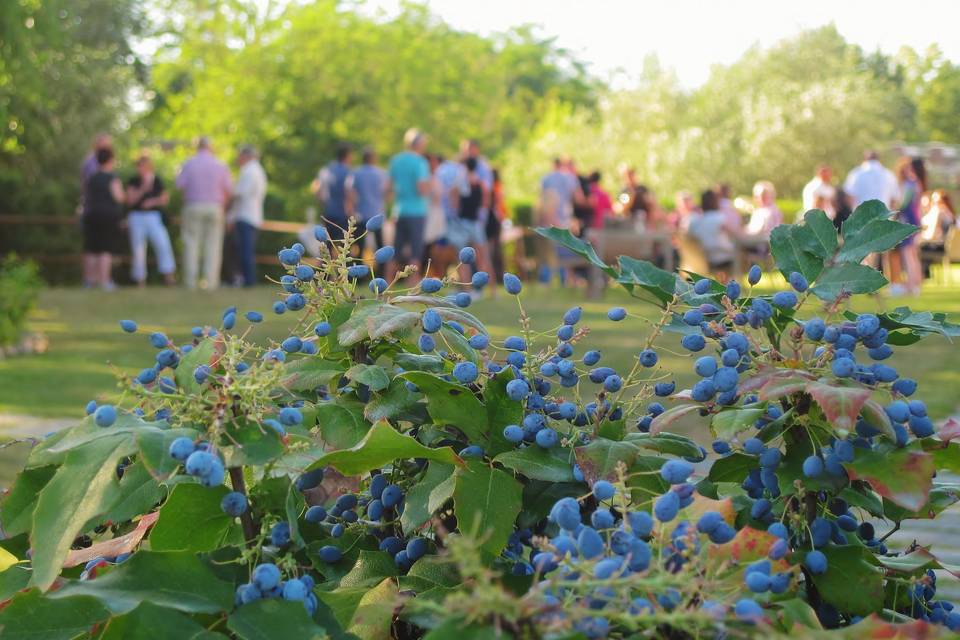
[82,147,125,290]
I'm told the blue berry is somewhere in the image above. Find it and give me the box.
[694,356,717,377]
[382,484,403,508]
[421,277,443,293]
[563,306,582,325]
[418,334,435,352]
[452,362,479,384]
[804,549,828,575]
[94,405,117,428]
[252,563,281,591]
[856,313,880,337]
[374,246,395,263]
[535,428,558,449]
[119,319,137,333]
[691,379,716,402]
[294,264,314,281]
[503,273,522,295]
[603,375,623,392]
[295,468,324,491]
[832,357,855,378]
[422,309,442,333]
[802,455,824,478]
[505,379,529,401]
[346,265,369,279]
[655,381,675,396]
[318,545,342,563]
[661,460,694,484]
[468,334,489,349]
[748,264,762,285]
[682,309,703,325]
[693,278,711,294]
[681,334,706,352]
[772,291,798,308]
[169,436,195,461]
[369,278,388,294]
[221,491,248,517]
[549,497,581,531]
[278,407,303,426]
[607,307,627,321]
[503,425,524,443]
[278,248,300,265]
[788,271,808,292]
[365,214,384,231]
[726,280,741,300]
[654,490,680,522]
[592,480,616,501]
[458,246,476,264]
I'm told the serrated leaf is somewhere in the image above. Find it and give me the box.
[844,446,935,512]
[394,353,445,373]
[649,404,701,435]
[316,401,370,449]
[808,545,884,616]
[483,367,525,455]
[401,462,455,534]
[99,461,165,524]
[137,426,201,479]
[811,263,888,301]
[0,590,110,640]
[227,598,326,640]
[346,364,391,392]
[339,550,399,589]
[346,577,397,640]
[30,434,137,590]
[48,550,234,614]
[758,375,811,402]
[453,461,522,554]
[494,446,575,482]
[99,601,211,640]
[282,357,346,391]
[175,337,221,394]
[399,372,487,444]
[364,379,421,423]
[150,483,240,552]
[859,399,896,441]
[0,465,55,537]
[838,219,916,264]
[708,453,755,484]
[285,483,306,548]
[882,483,960,521]
[534,227,617,278]
[711,406,766,440]
[222,420,286,467]
[770,223,823,282]
[623,432,703,459]
[616,255,679,305]
[307,420,462,475]
[799,209,839,258]
[337,300,390,346]
[842,200,891,238]
[573,439,641,484]
[806,381,871,432]
[432,307,488,336]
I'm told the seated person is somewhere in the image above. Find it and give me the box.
[746,180,783,239]
[687,189,738,274]
[920,189,956,250]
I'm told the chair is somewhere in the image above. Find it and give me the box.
[921,227,960,285]
[677,234,709,276]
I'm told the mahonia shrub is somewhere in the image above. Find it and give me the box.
[1,201,960,639]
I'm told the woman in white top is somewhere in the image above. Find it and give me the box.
[687,189,739,272]
[746,181,783,238]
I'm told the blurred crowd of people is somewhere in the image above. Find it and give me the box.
[78,130,957,294]
[536,151,957,293]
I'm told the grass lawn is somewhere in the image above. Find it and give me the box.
[3,281,960,421]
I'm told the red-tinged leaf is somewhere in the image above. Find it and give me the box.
[650,404,701,435]
[709,526,790,571]
[573,439,640,484]
[64,512,159,568]
[875,547,960,578]
[844,447,935,512]
[740,368,815,395]
[921,440,960,474]
[829,614,943,639]
[939,418,960,443]
[806,380,871,432]
[758,376,812,402]
[686,495,735,526]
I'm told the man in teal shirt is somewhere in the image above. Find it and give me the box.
[387,129,430,282]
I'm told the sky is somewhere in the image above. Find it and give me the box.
[360,0,960,87]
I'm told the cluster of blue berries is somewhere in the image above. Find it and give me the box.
[234,562,318,616]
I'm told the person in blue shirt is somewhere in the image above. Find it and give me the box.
[347,147,387,270]
[313,143,353,242]
[387,129,431,283]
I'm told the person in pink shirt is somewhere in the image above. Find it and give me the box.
[746,180,783,239]
[175,136,233,289]
[588,171,613,229]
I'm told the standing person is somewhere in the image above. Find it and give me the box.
[81,133,112,188]
[802,165,836,219]
[571,160,593,237]
[175,136,233,290]
[488,168,507,285]
[313,144,353,242]
[125,154,176,287]
[539,157,580,229]
[745,181,783,239]
[386,129,431,283]
[587,171,613,230]
[82,147,125,290]
[228,145,267,287]
[347,147,387,251]
[844,151,899,209]
[449,156,494,285]
[920,189,955,248]
[891,157,923,295]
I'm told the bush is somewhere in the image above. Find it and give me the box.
[1,204,959,638]
[0,255,42,347]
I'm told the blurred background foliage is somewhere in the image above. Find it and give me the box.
[3,0,960,223]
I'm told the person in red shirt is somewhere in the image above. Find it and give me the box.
[588,171,613,229]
